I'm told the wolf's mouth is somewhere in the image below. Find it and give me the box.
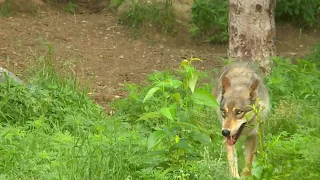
[226,123,246,146]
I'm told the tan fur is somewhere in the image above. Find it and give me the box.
[212,62,270,178]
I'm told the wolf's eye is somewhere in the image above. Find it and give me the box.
[235,110,243,115]
[220,109,226,116]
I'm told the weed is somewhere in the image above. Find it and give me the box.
[110,52,320,179]
[138,58,218,178]
[0,0,11,17]
[265,47,320,137]
[65,1,78,14]
[190,0,229,44]
[0,44,147,179]
[252,54,320,179]
[109,0,126,9]
[1,41,320,179]
[276,0,320,28]
[110,0,319,42]
[267,56,320,103]
[114,0,175,33]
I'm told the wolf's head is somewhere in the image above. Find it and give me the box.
[219,76,258,146]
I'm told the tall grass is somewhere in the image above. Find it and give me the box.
[0,44,319,179]
[0,45,149,179]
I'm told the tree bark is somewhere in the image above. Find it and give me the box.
[228,0,276,74]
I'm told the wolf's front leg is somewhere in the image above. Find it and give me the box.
[242,134,257,176]
[226,144,240,178]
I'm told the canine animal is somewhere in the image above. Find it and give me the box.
[212,62,270,178]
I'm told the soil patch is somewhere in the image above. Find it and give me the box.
[0,4,319,110]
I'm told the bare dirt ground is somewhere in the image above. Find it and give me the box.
[0,4,319,110]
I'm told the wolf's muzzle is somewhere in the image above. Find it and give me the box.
[222,129,230,137]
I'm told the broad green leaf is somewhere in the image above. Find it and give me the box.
[143,87,160,103]
[169,104,176,118]
[148,130,167,150]
[252,160,264,179]
[156,79,183,89]
[137,111,161,121]
[188,72,198,93]
[147,150,168,156]
[160,107,174,121]
[172,139,192,151]
[171,93,182,106]
[190,130,211,144]
[163,127,176,138]
[183,64,193,74]
[189,118,211,134]
[173,121,198,129]
[176,111,189,122]
[192,89,219,108]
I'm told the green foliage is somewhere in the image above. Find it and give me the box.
[109,0,126,9]
[306,44,320,66]
[267,56,320,103]
[65,1,78,14]
[0,44,149,179]
[109,0,320,42]
[0,0,11,17]
[190,0,229,44]
[114,0,176,33]
[276,0,320,28]
[1,42,320,179]
[252,52,320,179]
[111,52,320,179]
[139,58,219,177]
[265,48,320,136]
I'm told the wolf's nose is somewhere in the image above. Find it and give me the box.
[222,129,230,137]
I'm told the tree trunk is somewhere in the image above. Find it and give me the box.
[228,0,276,74]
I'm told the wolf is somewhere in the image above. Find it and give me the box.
[212,61,270,178]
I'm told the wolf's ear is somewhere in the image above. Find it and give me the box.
[221,76,231,94]
[250,79,259,99]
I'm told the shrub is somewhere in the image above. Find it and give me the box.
[276,0,320,28]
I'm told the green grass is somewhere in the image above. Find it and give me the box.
[112,0,176,34]
[110,0,320,43]
[0,44,319,179]
[0,0,11,17]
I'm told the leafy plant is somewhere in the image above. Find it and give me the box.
[65,1,78,14]
[117,0,176,33]
[267,56,320,103]
[0,39,320,179]
[190,0,229,44]
[251,99,274,179]
[0,0,11,17]
[139,58,218,177]
[276,0,320,28]
[109,0,126,9]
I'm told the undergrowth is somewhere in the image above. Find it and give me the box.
[109,0,320,43]
[110,0,176,34]
[0,43,319,179]
[190,0,228,44]
[0,0,11,17]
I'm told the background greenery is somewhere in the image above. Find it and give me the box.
[109,0,320,43]
[0,42,319,179]
[0,0,319,179]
